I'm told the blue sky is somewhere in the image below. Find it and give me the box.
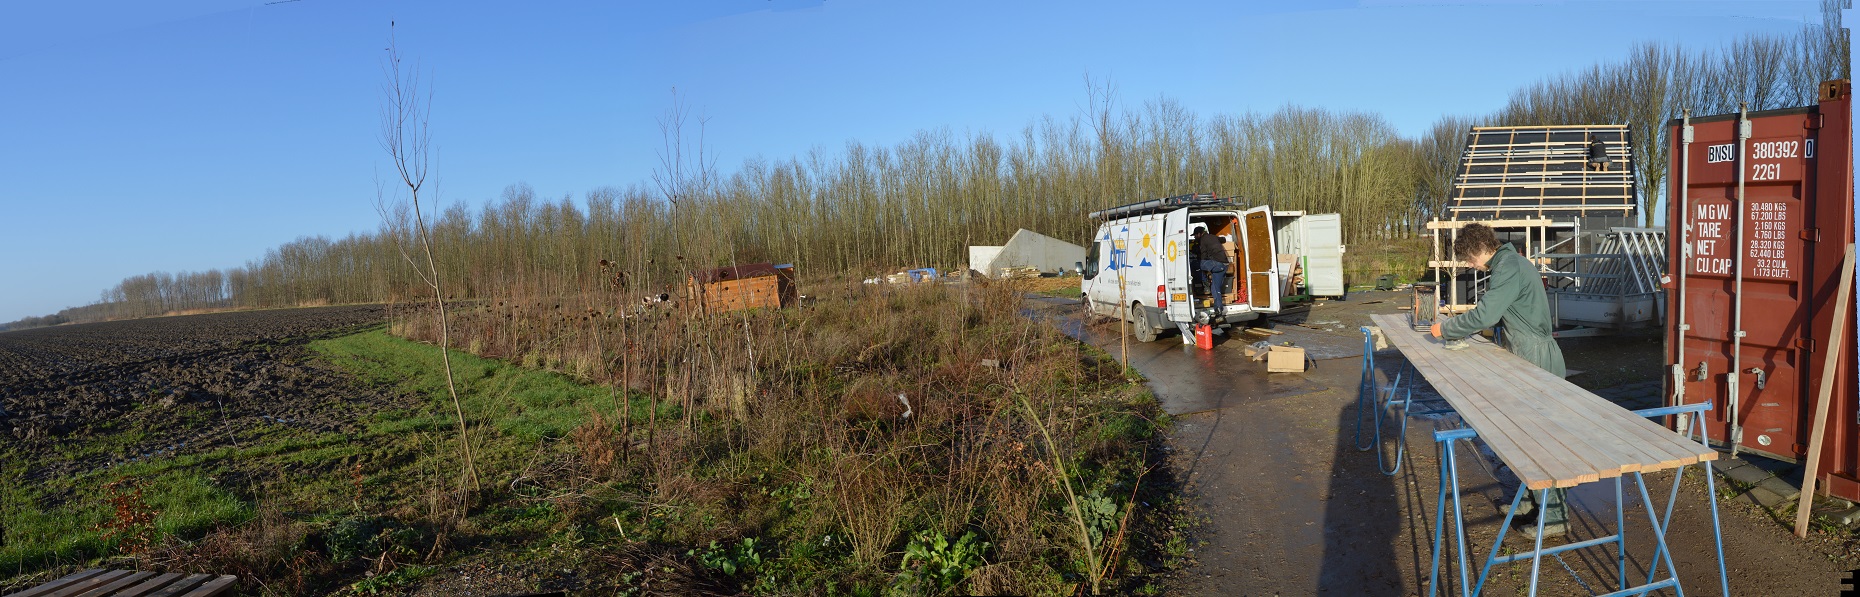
[0,0,1828,322]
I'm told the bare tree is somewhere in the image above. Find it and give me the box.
[375,23,482,497]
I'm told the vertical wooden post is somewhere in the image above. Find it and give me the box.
[1795,243,1855,538]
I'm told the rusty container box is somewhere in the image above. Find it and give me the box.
[1665,80,1856,501]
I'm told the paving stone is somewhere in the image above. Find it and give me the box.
[1747,484,1795,510]
[1828,506,1860,528]
[1756,476,1802,502]
[1713,459,1775,487]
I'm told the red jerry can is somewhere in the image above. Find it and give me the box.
[1195,324,1214,350]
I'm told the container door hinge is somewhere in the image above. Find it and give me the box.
[1808,113,1825,130]
[1801,228,1821,242]
[1797,337,1817,352]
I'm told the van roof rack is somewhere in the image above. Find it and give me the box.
[1087,193,1243,221]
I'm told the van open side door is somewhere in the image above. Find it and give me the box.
[1242,206,1281,312]
[1163,208,1193,323]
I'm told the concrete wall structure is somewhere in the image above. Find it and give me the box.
[973,229,1085,277]
[967,246,1003,276]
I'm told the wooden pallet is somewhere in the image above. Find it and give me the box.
[4,569,235,597]
[1370,314,1714,490]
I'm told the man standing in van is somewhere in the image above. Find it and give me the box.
[1195,228,1230,316]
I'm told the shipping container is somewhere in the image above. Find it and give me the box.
[1665,80,1856,501]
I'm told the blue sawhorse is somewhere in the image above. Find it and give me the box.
[1427,402,1731,597]
[1356,325,1454,475]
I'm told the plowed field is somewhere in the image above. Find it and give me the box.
[0,306,393,482]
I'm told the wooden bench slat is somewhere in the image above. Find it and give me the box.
[1379,324,1584,488]
[1376,317,1574,485]
[1369,314,1713,489]
[5,570,109,597]
[107,573,187,597]
[177,577,235,597]
[1409,339,1601,488]
[8,570,236,597]
[1472,343,1715,469]
[72,571,155,597]
[37,570,132,597]
[1444,339,1658,473]
[137,575,213,597]
[1387,318,1691,480]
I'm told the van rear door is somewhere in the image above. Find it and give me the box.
[1303,213,1345,297]
[1242,206,1281,312]
[1163,208,1193,323]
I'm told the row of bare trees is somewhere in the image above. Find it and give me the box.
[6,8,1844,330]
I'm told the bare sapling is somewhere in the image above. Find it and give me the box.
[376,24,482,496]
[650,89,719,433]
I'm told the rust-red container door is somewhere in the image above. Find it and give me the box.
[1667,102,1823,463]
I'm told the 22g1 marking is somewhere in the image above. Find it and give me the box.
[1751,163,1782,181]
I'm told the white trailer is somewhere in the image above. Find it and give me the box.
[1271,211,1346,298]
[1078,194,1282,342]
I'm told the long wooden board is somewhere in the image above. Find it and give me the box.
[2,569,235,597]
[1369,314,1715,489]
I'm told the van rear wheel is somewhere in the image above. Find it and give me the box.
[1131,303,1159,343]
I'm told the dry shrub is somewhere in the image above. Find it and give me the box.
[144,503,328,596]
[830,456,915,570]
[570,410,621,479]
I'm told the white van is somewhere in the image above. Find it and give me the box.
[1079,194,1282,342]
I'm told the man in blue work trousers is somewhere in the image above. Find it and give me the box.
[1195,228,1229,316]
[1431,223,1570,538]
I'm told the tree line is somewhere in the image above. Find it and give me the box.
[4,6,1845,331]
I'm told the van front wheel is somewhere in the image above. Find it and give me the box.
[1131,303,1159,343]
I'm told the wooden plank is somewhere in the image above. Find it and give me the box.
[5,570,109,597]
[1797,244,1855,537]
[177,576,235,597]
[1445,349,1632,475]
[1471,125,1630,132]
[1417,345,1605,487]
[1374,315,1576,488]
[71,571,155,597]
[32,570,131,597]
[1516,363,1716,468]
[1445,340,1676,476]
[106,573,186,597]
[1425,219,1556,230]
[1437,331,1709,474]
[1371,315,1713,488]
[137,575,213,597]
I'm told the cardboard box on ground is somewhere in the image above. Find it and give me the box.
[1267,345,1306,373]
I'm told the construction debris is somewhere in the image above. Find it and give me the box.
[996,266,1041,280]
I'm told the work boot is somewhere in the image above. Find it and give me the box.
[1519,521,1568,541]
[1498,500,1535,519]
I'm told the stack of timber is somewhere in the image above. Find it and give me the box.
[1369,314,1713,489]
[997,266,1040,280]
[686,263,798,314]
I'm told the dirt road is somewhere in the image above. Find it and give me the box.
[1031,292,1860,595]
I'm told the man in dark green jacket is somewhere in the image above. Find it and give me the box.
[1429,223,1570,537]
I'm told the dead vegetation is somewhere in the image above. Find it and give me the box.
[381,278,1174,594]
